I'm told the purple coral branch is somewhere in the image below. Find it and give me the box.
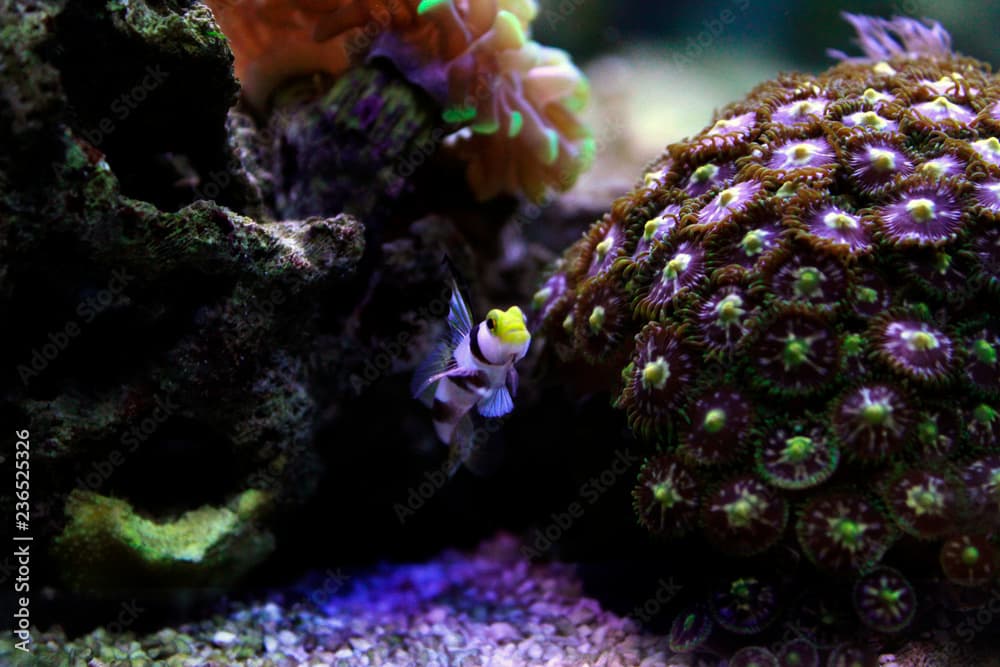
[827,13,953,62]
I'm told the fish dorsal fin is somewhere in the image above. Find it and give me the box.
[447,278,475,346]
[411,278,478,399]
[478,385,514,418]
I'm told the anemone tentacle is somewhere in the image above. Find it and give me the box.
[205,0,593,201]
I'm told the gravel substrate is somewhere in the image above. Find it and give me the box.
[7,534,1000,666]
[11,535,680,667]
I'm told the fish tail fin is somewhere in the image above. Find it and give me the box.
[447,415,504,477]
[446,416,475,477]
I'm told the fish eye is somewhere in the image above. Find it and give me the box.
[487,317,496,330]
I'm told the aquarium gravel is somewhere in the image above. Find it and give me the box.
[19,536,680,667]
[12,534,998,666]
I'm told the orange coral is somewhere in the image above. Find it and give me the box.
[204,0,593,202]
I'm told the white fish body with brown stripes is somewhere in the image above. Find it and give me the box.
[412,280,531,475]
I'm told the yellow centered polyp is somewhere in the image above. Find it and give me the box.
[962,546,980,565]
[692,163,718,182]
[792,143,815,162]
[784,436,813,462]
[532,287,551,310]
[919,160,946,178]
[824,212,857,230]
[664,253,692,281]
[595,237,612,259]
[741,230,764,255]
[832,517,864,547]
[642,356,670,390]
[716,294,744,324]
[870,148,896,171]
[862,402,889,425]
[643,219,663,241]
[588,305,605,333]
[653,482,681,507]
[796,268,822,294]
[906,330,939,351]
[906,198,936,222]
[785,339,809,366]
[703,408,727,433]
[862,87,889,104]
[858,112,887,129]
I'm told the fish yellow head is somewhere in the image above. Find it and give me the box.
[486,306,530,346]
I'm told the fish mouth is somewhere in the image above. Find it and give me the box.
[502,327,530,345]
[497,306,530,345]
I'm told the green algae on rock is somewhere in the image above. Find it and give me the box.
[0,0,368,595]
[45,0,246,212]
[4,126,363,590]
[536,14,1000,638]
[2,0,578,601]
[53,489,273,591]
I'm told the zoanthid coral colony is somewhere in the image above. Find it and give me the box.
[205,0,593,202]
[537,14,1000,645]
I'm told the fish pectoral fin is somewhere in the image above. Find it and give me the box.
[506,366,519,398]
[411,339,457,399]
[477,385,514,418]
[413,341,487,400]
